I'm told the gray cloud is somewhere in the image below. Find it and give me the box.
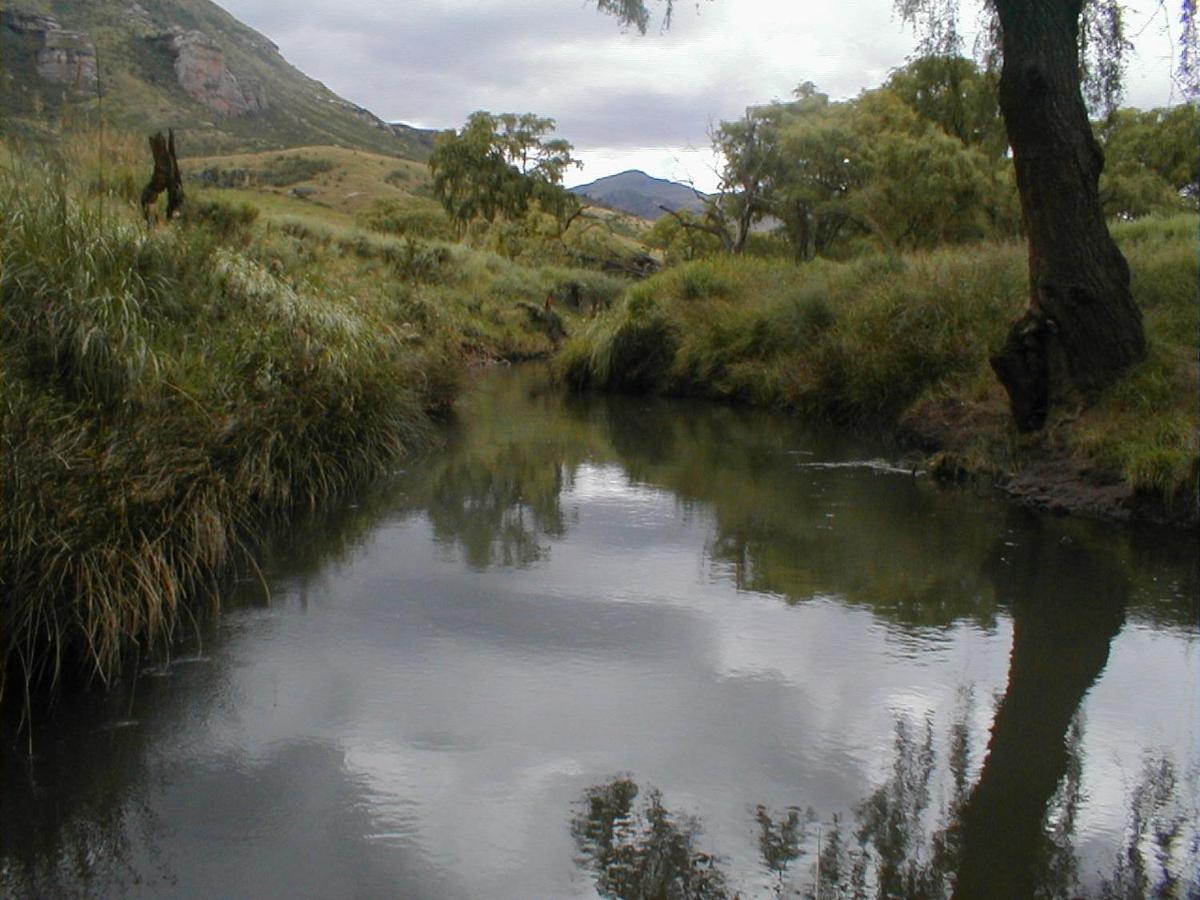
[221,0,916,138]
[218,0,1180,184]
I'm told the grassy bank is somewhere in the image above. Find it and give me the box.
[558,215,1198,512]
[0,129,636,702]
[0,161,452,700]
[0,118,654,704]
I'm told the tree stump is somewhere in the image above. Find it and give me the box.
[141,129,184,223]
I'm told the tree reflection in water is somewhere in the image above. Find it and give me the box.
[566,734,1195,897]
[755,803,811,895]
[572,719,1197,899]
[571,777,731,899]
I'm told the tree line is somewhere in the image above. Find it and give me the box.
[651,57,1197,264]
[428,59,1197,268]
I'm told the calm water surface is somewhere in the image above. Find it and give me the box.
[3,367,1197,898]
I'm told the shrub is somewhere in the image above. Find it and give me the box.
[257,154,334,187]
[382,238,451,282]
[360,197,455,242]
[184,197,260,243]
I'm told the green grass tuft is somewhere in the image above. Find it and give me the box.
[0,161,450,698]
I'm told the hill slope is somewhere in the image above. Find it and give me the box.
[569,169,708,220]
[0,0,435,159]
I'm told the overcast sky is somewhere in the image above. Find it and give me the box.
[218,0,1188,191]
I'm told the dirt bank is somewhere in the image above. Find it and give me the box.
[899,396,1199,530]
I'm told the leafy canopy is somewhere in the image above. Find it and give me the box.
[429,111,581,231]
[695,62,1018,261]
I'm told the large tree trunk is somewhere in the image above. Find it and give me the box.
[990,0,1145,432]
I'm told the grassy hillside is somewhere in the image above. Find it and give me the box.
[0,0,433,158]
[182,144,434,221]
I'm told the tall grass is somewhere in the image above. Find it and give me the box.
[561,248,1026,416]
[0,164,448,700]
[251,212,628,363]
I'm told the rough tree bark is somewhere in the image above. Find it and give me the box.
[990,0,1145,431]
[141,129,184,223]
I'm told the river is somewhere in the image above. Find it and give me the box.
[2,367,1197,898]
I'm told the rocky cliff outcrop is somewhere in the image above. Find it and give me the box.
[150,27,268,117]
[3,11,98,89]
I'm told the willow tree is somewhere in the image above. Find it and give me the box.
[594,0,1198,431]
[429,111,580,233]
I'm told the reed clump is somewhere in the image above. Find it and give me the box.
[0,164,451,700]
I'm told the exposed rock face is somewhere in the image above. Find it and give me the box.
[153,27,268,117]
[3,11,98,89]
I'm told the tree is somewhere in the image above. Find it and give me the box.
[702,86,868,262]
[888,1,1198,430]
[884,55,1007,157]
[592,0,1199,432]
[710,109,778,253]
[1098,104,1200,218]
[645,208,724,263]
[770,86,869,261]
[653,109,782,257]
[850,88,997,250]
[429,111,580,233]
[140,129,184,223]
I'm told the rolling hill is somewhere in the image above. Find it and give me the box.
[569,169,709,221]
[0,0,435,159]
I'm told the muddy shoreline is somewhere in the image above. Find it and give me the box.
[899,399,1198,531]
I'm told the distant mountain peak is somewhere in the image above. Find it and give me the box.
[569,169,708,221]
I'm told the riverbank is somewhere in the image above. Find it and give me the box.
[0,162,455,700]
[558,215,1198,529]
[0,132,634,704]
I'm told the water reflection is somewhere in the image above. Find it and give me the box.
[954,522,1128,898]
[3,367,1197,897]
[2,709,462,897]
[571,523,1195,899]
[755,803,811,893]
[574,733,1196,899]
[572,777,731,898]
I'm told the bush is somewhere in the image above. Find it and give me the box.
[257,154,334,187]
[559,245,1024,418]
[566,290,679,392]
[360,197,455,242]
[382,238,451,282]
[185,197,260,243]
[558,215,1197,502]
[542,267,626,315]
